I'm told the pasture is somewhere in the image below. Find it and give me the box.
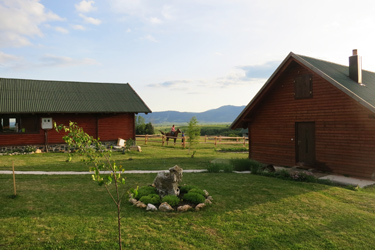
[1,142,375,249]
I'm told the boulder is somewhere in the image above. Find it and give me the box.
[153,165,183,197]
[128,198,137,205]
[177,205,192,212]
[195,203,206,211]
[130,145,142,152]
[205,199,212,205]
[146,204,157,211]
[207,196,213,201]
[203,190,209,197]
[135,201,146,209]
[159,202,173,212]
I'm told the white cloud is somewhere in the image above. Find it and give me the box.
[40,54,100,67]
[142,34,158,42]
[55,26,69,34]
[0,51,22,65]
[72,25,85,30]
[79,13,102,25]
[0,0,64,47]
[150,17,162,25]
[75,0,97,13]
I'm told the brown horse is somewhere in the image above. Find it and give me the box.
[160,128,181,145]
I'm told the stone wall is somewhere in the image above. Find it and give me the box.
[0,140,118,155]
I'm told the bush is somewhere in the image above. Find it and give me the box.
[135,186,157,199]
[139,194,161,205]
[183,192,205,205]
[161,195,181,207]
[189,188,205,197]
[206,163,221,173]
[223,164,233,173]
[180,185,199,194]
[289,171,316,182]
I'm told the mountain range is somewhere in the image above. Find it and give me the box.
[139,105,246,124]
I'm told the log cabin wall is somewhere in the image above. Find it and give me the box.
[0,113,135,146]
[248,60,375,179]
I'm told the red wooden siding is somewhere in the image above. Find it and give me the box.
[248,60,375,179]
[0,113,135,146]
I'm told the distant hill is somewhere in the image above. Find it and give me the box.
[139,105,245,124]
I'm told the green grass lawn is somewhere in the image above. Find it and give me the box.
[1,143,375,249]
[0,141,248,172]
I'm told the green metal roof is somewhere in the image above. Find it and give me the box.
[231,52,375,129]
[297,54,375,111]
[0,78,152,114]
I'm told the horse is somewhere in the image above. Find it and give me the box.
[160,128,181,145]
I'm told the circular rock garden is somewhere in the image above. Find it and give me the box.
[129,165,213,212]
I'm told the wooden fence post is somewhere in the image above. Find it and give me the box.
[243,137,246,147]
[12,161,16,196]
[162,135,165,146]
[145,134,148,145]
[182,137,186,148]
[214,136,217,146]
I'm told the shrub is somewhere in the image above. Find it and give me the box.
[180,185,199,193]
[230,158,263,172]
[162,195,181,207]
[219,147,248,152]
[276,169,291,179]
[223,164,233,173]
[183,192,205,205]
[206,163,221,173]
[290,171,316,182]
[139,194,161,205]
[189,188,205,197]
[135,186,157,199]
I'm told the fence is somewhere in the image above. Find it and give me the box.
[201,135,248,147]
[136,134,248,148]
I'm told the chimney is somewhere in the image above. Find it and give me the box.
[349,49,363,84]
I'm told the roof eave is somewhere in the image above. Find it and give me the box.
[230,52,297,129]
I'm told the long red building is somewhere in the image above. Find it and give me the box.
[0,78,151,150]
[231,50,375,179]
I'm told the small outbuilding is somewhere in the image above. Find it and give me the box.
[0,78,151,151]
[231,50,375,179]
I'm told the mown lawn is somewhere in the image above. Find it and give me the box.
[0,142,248,172]
[1,144,375,249]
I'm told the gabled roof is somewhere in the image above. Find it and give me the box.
[0,78,152,114]
[231,52,375,129]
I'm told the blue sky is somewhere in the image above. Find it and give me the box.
[1,0,375,112]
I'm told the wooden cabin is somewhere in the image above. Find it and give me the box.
[0,78,151,151]
[231,50,375,179]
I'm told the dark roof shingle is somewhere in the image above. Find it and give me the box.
[231,52,375,129]
[0,78,152,114]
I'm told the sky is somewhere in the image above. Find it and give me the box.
[1,0,375,112]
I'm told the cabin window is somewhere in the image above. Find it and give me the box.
[294,74,312,99]
[0,115,39,134]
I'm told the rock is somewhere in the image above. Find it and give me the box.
[195,203,206,211]
[146,204,157,211]
[205,199,212,205]
[35,149,42,154]
[159,202,173,212]
[135,201,146,209]
[207,196,213,201]
[203,190,209,197]
[130,145,142,152]
[129,198,137,205]
[153,165,183,197]
[262,164,276,172]
[177,205,192,212]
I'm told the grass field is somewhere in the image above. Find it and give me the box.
[1,143,375,249]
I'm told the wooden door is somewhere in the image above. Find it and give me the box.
[296,122,315,166]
